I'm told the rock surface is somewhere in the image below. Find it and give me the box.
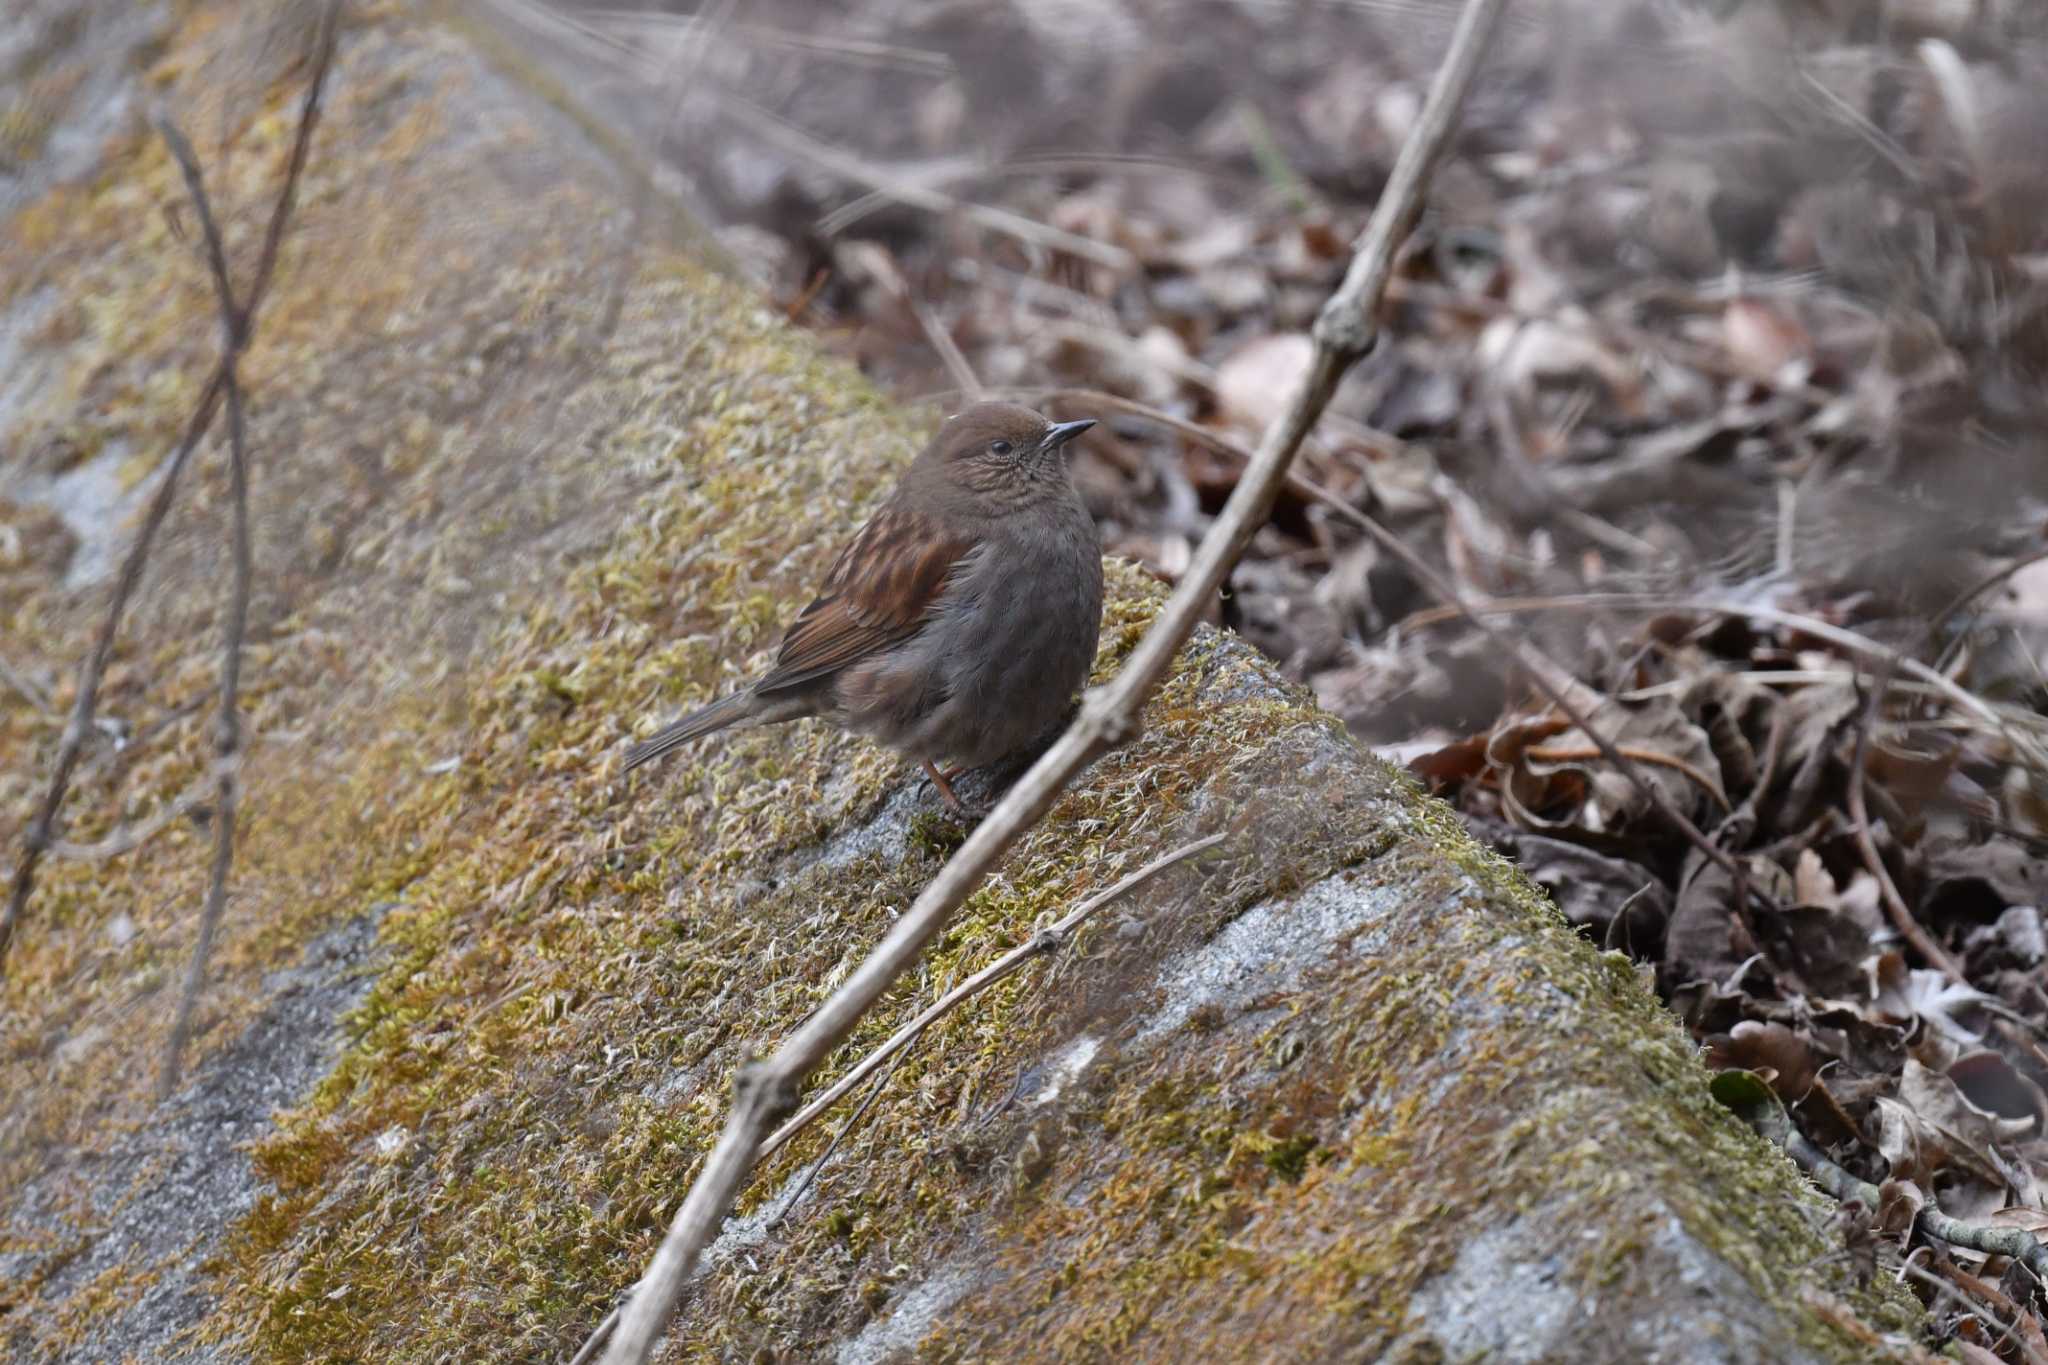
[1,5,1924,1362]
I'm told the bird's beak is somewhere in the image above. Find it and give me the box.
[1044,418,1096,450]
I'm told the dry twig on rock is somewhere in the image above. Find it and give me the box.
[589,0,1514,1359]
[0,3,340,1013]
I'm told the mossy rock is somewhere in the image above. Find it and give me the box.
[1,5,1927,1363]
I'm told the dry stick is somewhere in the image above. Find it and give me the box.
[1936,544,2048,633]
[717,94,1135,272]
[153,115,256,1098]
[47,759,233,862]
[160,371,251,1097]
[591,5,1511,1360]
[0,369,224,973]
[0,1,337,980]
[1845,663,1966,979]
[1897,1260,2048,1365]
[1039,386,1385,511]
[763,1047,905,1232]
[1403,594,2006,731]
[0,655,54,716]
[759,831,1225,1162]
[571,833,1225,1365]
[1030,388,1768,921]
[1741,1097,2048,1284]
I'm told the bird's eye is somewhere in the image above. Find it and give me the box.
[990,440,1014,456]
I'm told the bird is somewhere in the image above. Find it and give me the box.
[622,402,1104,812]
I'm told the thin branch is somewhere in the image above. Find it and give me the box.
[763,1046,904,1231]
[0,2,338,982]
[0,370,224,973]
[718,94,1136,272]
[1403,594,2006,731]
[2,4,336,979]
[1037,386,1395,510]
[0,655,55,717]
[1930,542,2048,673]
[911,300,981,400]
[150,115,257,1096]
[245,2,341,326]
[567,1309,619,1365]
[571,832,1219,1365]
[1896,1260,2048,1365]
[1739,1096,2048,1283]
[47,756,237,862]
[1027,388,1768,922]
[759,831,1225,1162]
[159,367,252,1093]
[1845,666,1966,979]
[590,3,1510,1360]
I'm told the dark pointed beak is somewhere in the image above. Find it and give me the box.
[1044,418,1096,450]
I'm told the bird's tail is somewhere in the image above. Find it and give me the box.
[623,692,756,772]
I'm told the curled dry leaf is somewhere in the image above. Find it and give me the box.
[1505,692,1728,836]
[1875,1177,1926,1237]
[1868,950,1991,1047]
[1664,849,1788,986]
[1874,1057,2035,1201]
[1705,1019,1818,1101]
[1948,1050,2045,1128]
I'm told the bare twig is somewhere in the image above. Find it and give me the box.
[0,655,54,716]
[1897,1260,2048,1365]
[0,6,336,987]
[1029,388,1767,921]
[591,3,1510,1359]
[1845,667,1966,980]
[719,95,1136,272]
[566,1308,619,1365]
[151,112,258,1096]
[159,372,250,1097]
[1038,386,1395,511]
[47,756,238,862]
[571,832,1219,1365]
[0,373,224,973]
[1930,542,2048,669]
[912,301,981,400]
[1739,1095,2048,1284]
[763,1046,904,1231]
[760,831,1224,1162]
[858,243,982,398]
[1403,595,2006,730]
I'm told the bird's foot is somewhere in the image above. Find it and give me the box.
[920,760,998,820]
[921,759,965,814]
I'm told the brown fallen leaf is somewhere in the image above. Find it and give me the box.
[1706,1020,1819,1102]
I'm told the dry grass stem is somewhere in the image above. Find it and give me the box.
[719,96,1136,272]
[759,830,1226,1162]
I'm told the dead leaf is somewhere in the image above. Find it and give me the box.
[1868,951,1991,1046]
[1214,333,1313,433]
[1722,297,1813,386]
[1876,1177,1925,1236]
[1706,1020,1819,1101]
[1512,693,1729,835]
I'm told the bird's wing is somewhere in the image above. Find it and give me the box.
[753,505,980,695]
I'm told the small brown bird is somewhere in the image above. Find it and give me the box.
[623,402,1104,811]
